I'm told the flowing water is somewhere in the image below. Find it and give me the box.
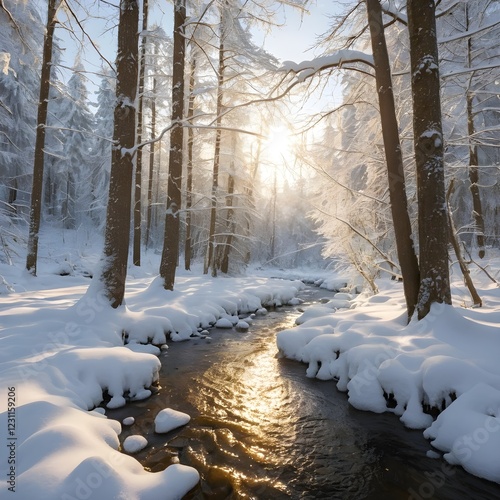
[107,287,500,499]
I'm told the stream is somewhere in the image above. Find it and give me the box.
[107,286,500,499]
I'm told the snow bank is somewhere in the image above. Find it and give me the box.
[277,269,500,483]
[123,275,305,342]
[0,262,304,498]
[424,383,500,482]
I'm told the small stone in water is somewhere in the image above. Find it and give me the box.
[215,318,233,328]
[155,408,191,433]
[131,389,151,401]
[123,416,135,426]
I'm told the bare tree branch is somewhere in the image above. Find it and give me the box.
[62,0,115,74]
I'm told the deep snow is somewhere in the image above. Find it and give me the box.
[277,255,500,484]
[0,229,308,499]
[1,226,500,497]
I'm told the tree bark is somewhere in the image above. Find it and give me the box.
[407,0,452,319]
[98,0,139,308]
[220,167,235,273]
[26,0,60,275]
[184,54,197,271]
[467,90,485,258]
[366,0,420,321]
[160,0,186,290]
[133,0,149,266]
[465,4,485,258]
[145,39,158,250]
[204,11,226,277]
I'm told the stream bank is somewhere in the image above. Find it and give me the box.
[107,286,498,499]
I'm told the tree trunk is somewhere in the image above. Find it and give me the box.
[184,54,197,271]
[465,5,485,259]
[243,140,261,264]
[145,39,158,250]
[270,171,277,261]
[204,14,226,277]
[98,0,139,308]
[133,0,148,267]
[366,0,420,321]
[407,0,452,319]
[26,0,59,275]
[220,168,235,274]
[447,180,482,307]
[8,178,17,214]
[467,90,485,258]
[160,0,186,290]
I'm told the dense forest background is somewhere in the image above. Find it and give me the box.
[0,0,499,300]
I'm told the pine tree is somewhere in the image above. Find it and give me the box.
[0,0,41,219]
[54,63,95,229]
[91,72,115,227]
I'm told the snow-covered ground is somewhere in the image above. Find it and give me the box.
[277,254,500,485]
[0,228,308,499]
[2,226,500,496]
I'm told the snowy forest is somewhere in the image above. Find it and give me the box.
[1,0,500,499]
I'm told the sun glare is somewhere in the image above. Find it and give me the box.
[261,126,301,188]
[266,126,292,159]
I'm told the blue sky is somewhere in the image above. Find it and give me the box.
[55,0,342,114]
[256,0,333,63]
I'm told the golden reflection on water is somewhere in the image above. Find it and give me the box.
[182,314,301,497]
[124,299,499,500]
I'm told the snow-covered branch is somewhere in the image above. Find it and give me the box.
[442,62,500,78]
[281,50,375,82]
[133,120,265,157]
[300,153,388,206]
[381,1,407,25]
[0,0,32,53]
[439,18,500,44]
[313,204,399,271]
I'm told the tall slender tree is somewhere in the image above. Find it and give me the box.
[407,0,451,319]
[160,0,186,290]
[26,0,60,275]
[204,7,226,277]
[133,0,149,266]
[184,52,197,271]
[220,153,236,274]
[464,3,486,259]
[366,0,419,321]
[145,39,158,249]
[98,0,139,308]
